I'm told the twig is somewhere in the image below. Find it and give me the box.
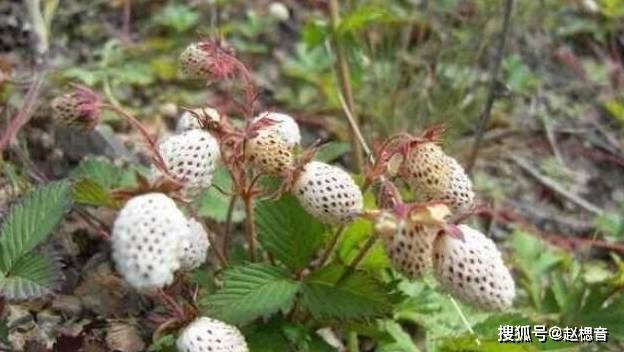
[337,92,373,162]
[0,73,45,154]
[328,0,365,172]
[508,155,603,215]
[466,0,514,172]
[535,93,565,166]
[121,0,132,43]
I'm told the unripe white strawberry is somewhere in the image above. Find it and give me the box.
[51,86,101,130]
[252,112,301,147]
[433,225,515,310]
[245,129,294,176]
[293,161,363,225]
[176,107,220,133]
[111,193,186,291]
[382,219,438,279]
[178,218,211,271]
[156,129,220,193]
[180,41,238,81]
[402,142,475,213]
[176,317,248,352]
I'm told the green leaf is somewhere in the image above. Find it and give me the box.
[302,20,331,47]
[72,178,118,208]
[0,181,71,273]
[315,142,351,163]
[337,6,395,36]
[70,158,137,189]
[154,4,199,33]
[244,318,291,352]
[338,219,389,271]
[201,263,301,324]
[300,264,392,320]
[0,254,62,300]
[197,167,245,223]
[256,195,325,271]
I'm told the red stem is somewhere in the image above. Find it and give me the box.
[0,73,44,154]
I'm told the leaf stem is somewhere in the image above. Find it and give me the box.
[319,225,345,267]
[243,194,257,261]
[222,194,238,257]
[449,295,481,346]
[337,234,379,284]
[101,104,173,180]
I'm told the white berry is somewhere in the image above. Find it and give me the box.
[176,317,249,352]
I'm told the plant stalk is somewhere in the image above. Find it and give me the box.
[319,225,345,266]
[222,194,238,257]
[466,0,514,173]
[337,234,379,284]
[328,0,365,172]
[243,195,257,261]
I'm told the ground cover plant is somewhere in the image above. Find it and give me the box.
[1,0,624,351]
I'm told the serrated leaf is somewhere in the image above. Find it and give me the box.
[256,195,325,271]
[0,254,62,300]
[70,158,136,189]
[244,318,291,352]
[0,181,71,273]
[197,167,245,223]
[301,264,392,320]
[72,178,119,208]
[201,263,301,324]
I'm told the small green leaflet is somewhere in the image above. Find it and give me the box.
[0,181,71,299]
[0,254,62,300]
[256,195,325,271]
[201,263,301,324]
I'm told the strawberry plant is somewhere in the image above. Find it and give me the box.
[2,2,624,350]
[0,37,520,351]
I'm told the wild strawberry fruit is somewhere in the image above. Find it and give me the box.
[180,40,238,81]
[178,218,211,271]
[432,225,515,310]
[176,317,249,352]
[111,193,187,291]
[245,129,294,176]
[293,161,363,225]
[176,106,220,133]
[252,112,301,147]
[155,129,220,193]
[51,85,102,130]
[400,140,475,213]
[382,219,438,279]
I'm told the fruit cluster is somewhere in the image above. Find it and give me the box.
[51,39,515,351]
